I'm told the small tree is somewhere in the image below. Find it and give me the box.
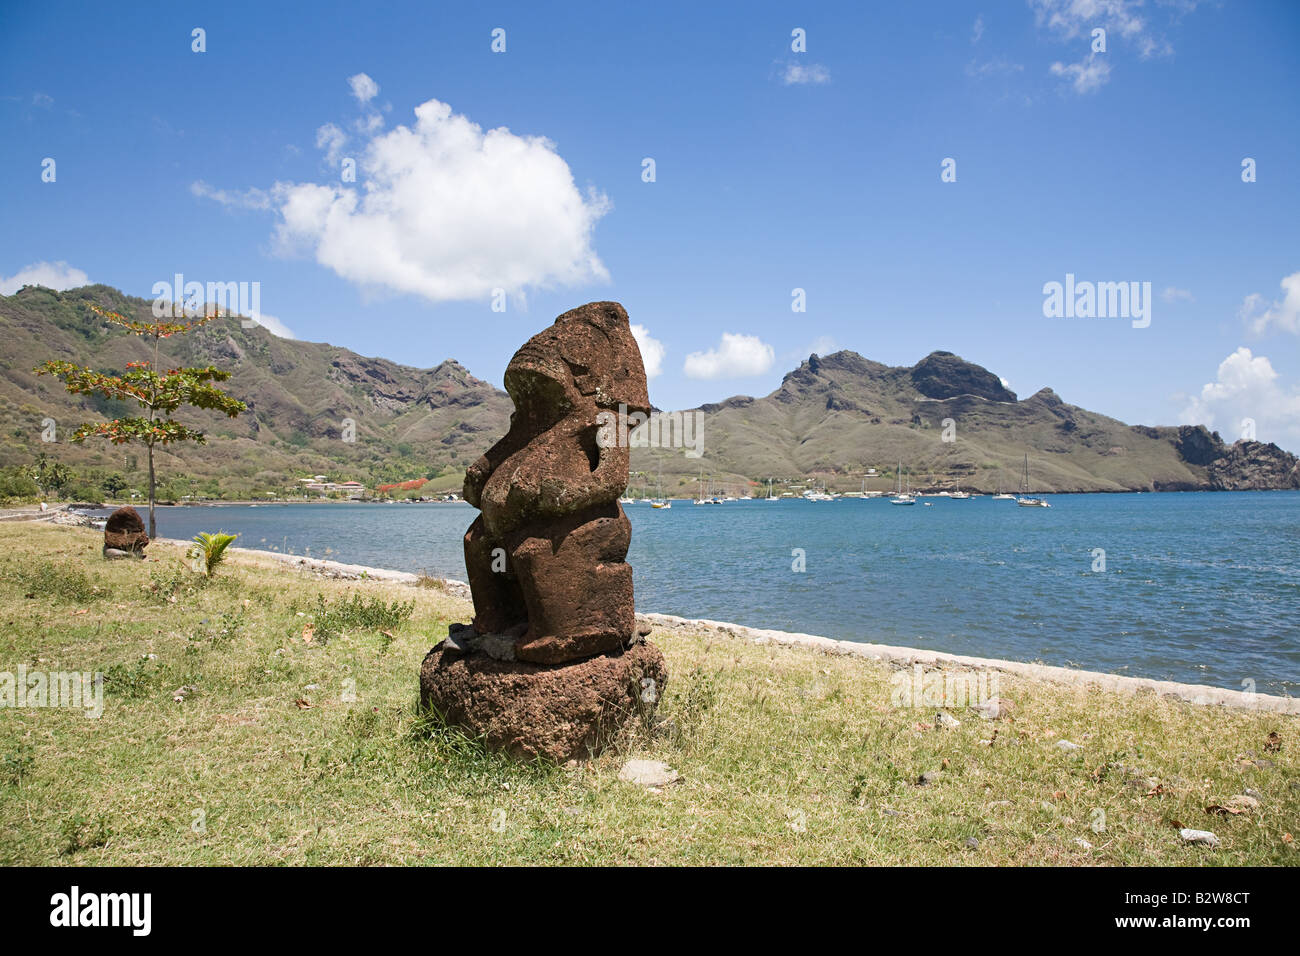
[188,531,238,576]
[35,305,246,537]
[29,452,72,499]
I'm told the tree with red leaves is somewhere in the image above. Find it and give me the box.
[36,304,247,538]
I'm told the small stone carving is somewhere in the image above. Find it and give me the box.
[103,506,148,559]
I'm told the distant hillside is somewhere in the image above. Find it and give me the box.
[633,349,1299,494]
[0,285,511,497]
[1,285,1296,497]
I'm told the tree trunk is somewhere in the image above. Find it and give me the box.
[147,442,156,539]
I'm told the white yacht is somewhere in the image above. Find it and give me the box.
[890,462,916,506]
[1016,454,1051,508]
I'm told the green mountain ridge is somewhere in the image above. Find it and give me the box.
[1,284,1296,497]
[645,348,1299,494]
[0,284,511,497]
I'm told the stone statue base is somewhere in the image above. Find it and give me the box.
[420,624,667,762]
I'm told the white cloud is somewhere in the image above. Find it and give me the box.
[243,312,295,339]
[971,15,985,44]
[1162,286,1194,303]
[630,323,664,379]
[1136,34,1173,58]
[1240,270,1300,336]
[344,75,386,136]
[355,111,384,134]
[315,122,347,164]
[1031,0,1146,41]
[684,333,775,380]
[1031,0,1177,59]
[1182,347,1300,450]
[269,95,610,304]
[1050,53,1111,93]
[348,73,379,104]
[805,335,839,357]
[781,63,831,85]
[0,261,89,295]
[190,180,272,210]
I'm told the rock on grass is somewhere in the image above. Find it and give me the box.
[1180,828,1220,848]
[618,760,679,787]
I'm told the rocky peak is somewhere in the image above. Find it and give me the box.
[778,350,891,400]
[1207,440,1300,490]
[1175,424,1225,466]
[910,351,1017,403]
[700,395,755,414]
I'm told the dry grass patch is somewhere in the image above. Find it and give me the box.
[0,522,1295,865]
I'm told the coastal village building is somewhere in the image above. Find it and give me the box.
[298,478,366,497]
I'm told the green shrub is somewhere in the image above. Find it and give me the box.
[100,657,160,699]
[14,561,109,603]
[202,607,247,646]
[145,562,207,602]
[308,592,414,645]
[1,745,35,786]
[62,479,106,503]
[0,467,39,501]
[59,813,112,856]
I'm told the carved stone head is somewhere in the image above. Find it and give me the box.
[502,301,650,427]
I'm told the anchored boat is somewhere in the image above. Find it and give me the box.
[1016,454,1051,508]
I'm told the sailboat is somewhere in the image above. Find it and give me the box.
[949,479,970,500]
[651,465,671,509]
[890,463,916,505]
[1016,454,1051,508]
[803,479,834,501]
[766,478,779,501]
[991,471,1016,500]
[694,467,711,505]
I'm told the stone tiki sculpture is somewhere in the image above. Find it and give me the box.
[103,506,149,559]
[420,302,667,761]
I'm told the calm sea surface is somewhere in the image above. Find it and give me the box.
[126,493,1300,695]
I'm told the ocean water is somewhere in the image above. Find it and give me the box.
[127,492,1300,695]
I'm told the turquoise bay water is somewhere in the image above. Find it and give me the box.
[134,492,1299,695]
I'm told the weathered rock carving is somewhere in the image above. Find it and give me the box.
[103,506,149,559]
[420,302,667,761]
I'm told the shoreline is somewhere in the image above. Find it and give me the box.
[158,536,1299,716]
[2,485,1297,518]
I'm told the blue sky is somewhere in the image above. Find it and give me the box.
[3,1,1299,447]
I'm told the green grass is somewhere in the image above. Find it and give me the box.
[0,522,1295,865]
